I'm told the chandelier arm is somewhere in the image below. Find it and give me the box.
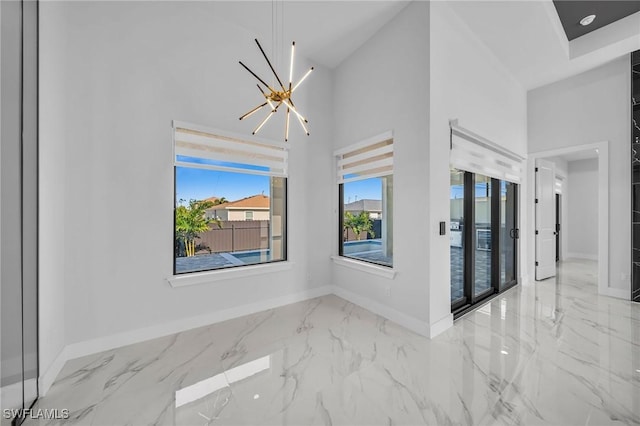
[295,112,310,136]
[239,61,277,94]
[291,67,314,93]
[256,84,276,110]
[239,101,268,121]
[289,42,295,88]
[252,101,283,135]
[285,108,290,142]
[281,99,308,123]
[253,110,275,135]
[254,38,287,92]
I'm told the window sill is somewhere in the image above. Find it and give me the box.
[167,261,294,288]
[331,256,396,279]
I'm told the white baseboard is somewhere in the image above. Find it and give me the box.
[600,286,629,300]
[60,285,333,374]
[331,285,432,338]
[566,252,598,261]
[429,314,453,338]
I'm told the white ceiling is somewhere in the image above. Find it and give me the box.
[448,1,640,90]
[211,1,410,69]
[211,1,639,88]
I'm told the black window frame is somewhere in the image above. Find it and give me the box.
[172,168,288,276]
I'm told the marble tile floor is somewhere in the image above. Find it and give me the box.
[26,259,640,425]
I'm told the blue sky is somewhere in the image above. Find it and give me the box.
[176,167,270,203]
[343,178,382,203]
[176,163,383,204]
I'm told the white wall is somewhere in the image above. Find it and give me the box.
[38,0,68,388]
[429,2,528,327]
[331,1,528,337]
[39,1,333,370]
[332,2,433,335]
[567,159,599,259]
[528,57,631,291]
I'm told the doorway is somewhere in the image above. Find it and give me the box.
[450,169,519,317]
[529,142,616,298]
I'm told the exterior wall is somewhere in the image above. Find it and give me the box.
[227,209,269,221]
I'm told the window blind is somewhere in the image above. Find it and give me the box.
[335,131,394,184]
[173,121,289,177]
[449,120,524,184]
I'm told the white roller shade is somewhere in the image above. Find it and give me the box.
[449,120,524,183]
[173,121,289,177]
[335,131,393,184]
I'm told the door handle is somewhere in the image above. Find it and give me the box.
[509,229,515,239]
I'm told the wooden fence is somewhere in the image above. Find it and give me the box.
[191,220,269,255]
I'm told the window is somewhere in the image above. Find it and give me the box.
[173,122,287,274]
[336,132,393,268]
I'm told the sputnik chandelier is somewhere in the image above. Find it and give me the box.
[239,38,313,142]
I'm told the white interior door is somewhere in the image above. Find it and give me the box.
[535,159,557,280]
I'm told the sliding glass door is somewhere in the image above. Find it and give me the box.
[474,174,493,298]
[450,169,465,307]
[450,169,519,315]
[500,181,518,290]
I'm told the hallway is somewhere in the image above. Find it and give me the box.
[28,260,640,425]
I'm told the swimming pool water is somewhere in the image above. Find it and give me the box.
[231,250,271,264]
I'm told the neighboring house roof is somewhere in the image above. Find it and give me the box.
[208,194,270,211]
[203,196,221,204]
[344,199,382,213]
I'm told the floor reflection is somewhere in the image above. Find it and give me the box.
[25,259,640,426]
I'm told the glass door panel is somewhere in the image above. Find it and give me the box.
[500,181,517,289]
[474,174,492,296]
[450,169,465,305]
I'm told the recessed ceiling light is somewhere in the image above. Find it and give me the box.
[580,15,596,26]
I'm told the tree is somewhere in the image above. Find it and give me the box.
[175,199,222,257]
[213,197,227,205]
[343,211,375,241]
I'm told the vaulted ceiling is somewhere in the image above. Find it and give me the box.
[210,1,409,69]
[448,1,640,90]
[214,1,640,90]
